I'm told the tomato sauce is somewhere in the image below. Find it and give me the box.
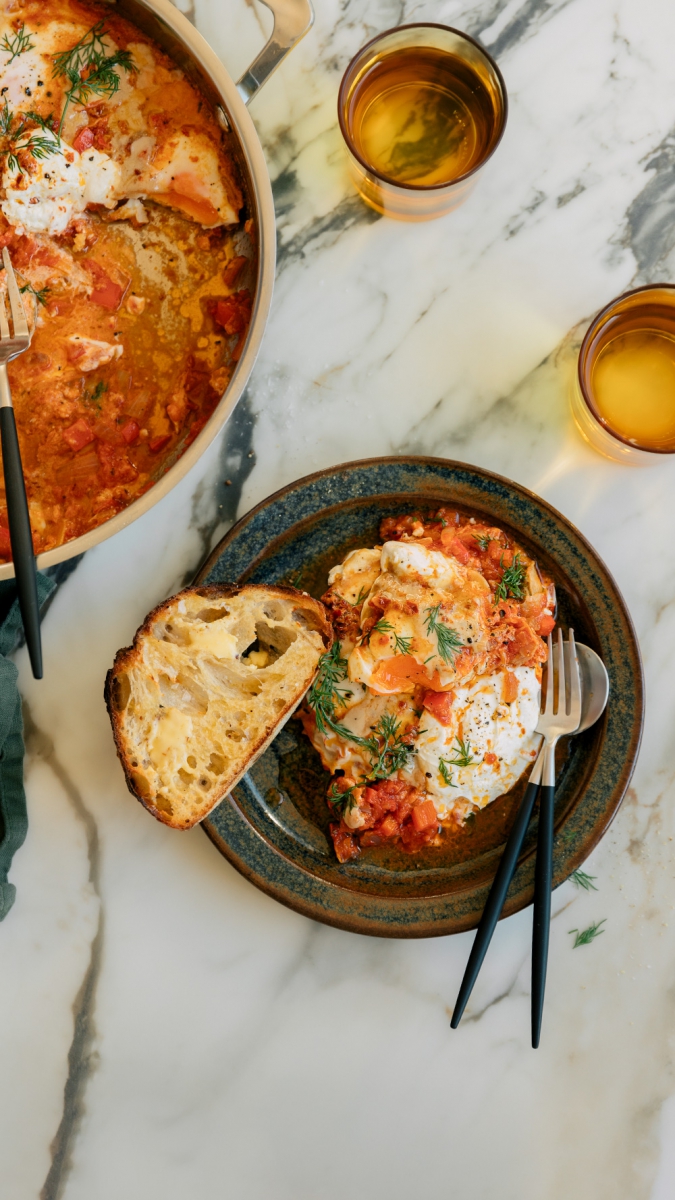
[0,0,252,560]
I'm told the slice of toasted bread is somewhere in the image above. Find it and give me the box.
[105,584,333,830]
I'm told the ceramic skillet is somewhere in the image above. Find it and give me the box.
[195,456,643,938]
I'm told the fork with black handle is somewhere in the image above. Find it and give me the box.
[451,630,581,1033]
[531,628,581,1047]
[0,247,42,679]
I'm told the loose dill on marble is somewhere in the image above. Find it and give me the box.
[569,919,606,947]
[571,869,598,891]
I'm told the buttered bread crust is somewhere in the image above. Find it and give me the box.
[105,584,333,829]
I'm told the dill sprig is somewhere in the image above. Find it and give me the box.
[85,380,108,408]
[364,617,412,656]
[0,102,60,173]
[19,282,49,307]
[327,713,416,816]
[444,737,476,768]
[474,533,492,551]
[353,585,369,607]
[571,869,598,891]
[438,759,457,788]
[52,22,135,136]
[494,553,526,603]
[364,713,415,779]
[1,23,34,64]
[569,919,606,947]
[306,643,357,739]
[424,604,464,665]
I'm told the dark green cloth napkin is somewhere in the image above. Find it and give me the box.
[0,573,55,919]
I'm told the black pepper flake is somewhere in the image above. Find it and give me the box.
[37,81,44,87]
[0,88,7,96]
[24,87,31,96]
[88,156,94,161]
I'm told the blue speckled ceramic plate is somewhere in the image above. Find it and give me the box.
[196,457,643,938]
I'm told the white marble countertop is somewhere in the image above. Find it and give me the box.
[5,0,675,1196]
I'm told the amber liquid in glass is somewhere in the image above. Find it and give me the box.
[588,309,675,450]
[345,47,496,187]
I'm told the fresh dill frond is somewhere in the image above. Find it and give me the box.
[363,617,412,656]
[494,553,527,603]
[569,919,606,947]
[444,737,476,768]
[438,759,457,788]
[326,713,416,821]
[327,780,359,816]
[424,604,464,665]
[19,282,49,307]
[52,22,135,135]
[474,533,492,551]
[85,380,108,408]
[0,102,61,173]
[354,586,368,607]
[363,713,416,780]
[1,23,34,64]
[366,617,393,642]
[571,869,598,892]
[307,643,352,732]
[393,632,413,655]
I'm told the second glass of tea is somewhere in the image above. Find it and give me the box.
[572,284,675,464]
[338,24,508,221]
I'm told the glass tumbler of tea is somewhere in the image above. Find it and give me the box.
[572,284,675,464]
[337,24,508,221]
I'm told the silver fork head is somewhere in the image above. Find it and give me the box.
[537,627,583,741]
[0,246,32,365]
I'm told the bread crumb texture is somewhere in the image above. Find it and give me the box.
[105,585,331,828]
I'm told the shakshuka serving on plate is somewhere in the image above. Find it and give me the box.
[0,0,251,561]
[298,509,556,862]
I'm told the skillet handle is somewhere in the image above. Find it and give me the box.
[236,0,314,104]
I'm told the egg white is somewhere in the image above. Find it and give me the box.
[406,667,541,817]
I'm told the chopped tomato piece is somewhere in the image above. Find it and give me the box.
[222,255,247,287]
[63,419,95,453]
[86,260,128,310]
[330,824,359,863]
[503,671,519,703]
[422,689,455,725]
[73,126,95,153]
[536,612,555,636]
[120,420,140,445]
[371,654,437,694]
[148,434,171,453]
[412,801,438,833]
[91,275,124,310]
[440,528,471,563]
[213,290,252,336]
